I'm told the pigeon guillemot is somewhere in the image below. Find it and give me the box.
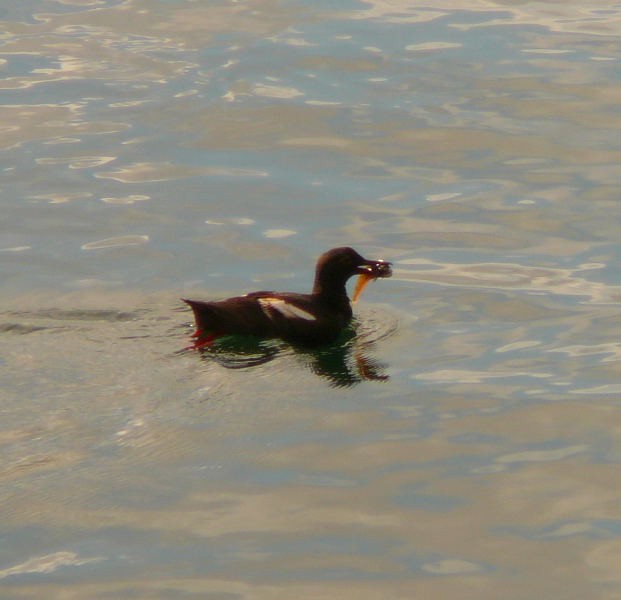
[183,246,392,347]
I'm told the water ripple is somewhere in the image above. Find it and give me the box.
[395,259,621,303]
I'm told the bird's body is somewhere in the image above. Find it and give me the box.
[183,247,392,347]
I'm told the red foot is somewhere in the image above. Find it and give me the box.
[189,332,221,350]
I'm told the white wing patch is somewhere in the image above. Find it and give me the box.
[258,298,316,321]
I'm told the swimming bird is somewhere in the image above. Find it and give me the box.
[183,246,392,347]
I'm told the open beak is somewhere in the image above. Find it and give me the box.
[353,259,392,303]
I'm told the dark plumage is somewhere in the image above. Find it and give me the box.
[183,246,392,347]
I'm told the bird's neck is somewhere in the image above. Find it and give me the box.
[312,276,350,305]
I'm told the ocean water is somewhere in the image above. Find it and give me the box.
[2,1,621,598]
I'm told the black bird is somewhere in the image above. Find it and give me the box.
[183,246,392,347]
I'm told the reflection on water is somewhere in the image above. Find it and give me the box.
[190,317,392,387]
[395,258,621,303]
[2,0,621,597]
[302,337,390,387]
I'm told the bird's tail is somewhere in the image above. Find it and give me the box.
[182,298,218,340]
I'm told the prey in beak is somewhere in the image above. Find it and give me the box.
[353,259,393,303]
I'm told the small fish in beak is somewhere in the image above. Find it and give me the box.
[352,260,392,303]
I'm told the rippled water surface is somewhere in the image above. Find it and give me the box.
[2,1,621,597]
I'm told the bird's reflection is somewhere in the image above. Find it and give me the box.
[297,329,389,387]
[186,325,389,387]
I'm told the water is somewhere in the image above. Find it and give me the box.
[2,1,621,597]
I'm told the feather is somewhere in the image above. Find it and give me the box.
[258,298,317,321]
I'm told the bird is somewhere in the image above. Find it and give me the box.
[183,246,392,347]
